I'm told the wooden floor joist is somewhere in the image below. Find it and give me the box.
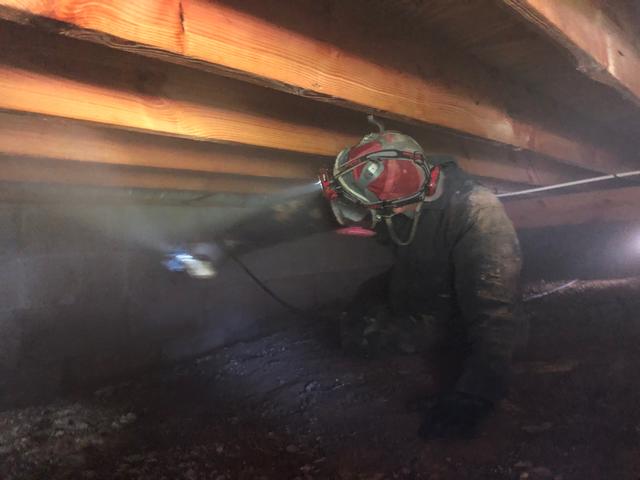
[8,152,638,230]
[0,110,598,190]
[0,25,597,189]
[409,130,595,188]
[0,113,324,180]
[0,26,356,158]
[504,185,640,229]
[0,1,634,174]
[501,0,640,107]
[0,156,294,194]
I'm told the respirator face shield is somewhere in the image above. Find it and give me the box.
[320,148,430,226]
[328,195,375,227]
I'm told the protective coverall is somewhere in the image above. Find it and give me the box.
[216,155,521,438]
[341,159,522,404]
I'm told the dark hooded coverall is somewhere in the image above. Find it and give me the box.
[222,158,521,403]
[342,160,522,403]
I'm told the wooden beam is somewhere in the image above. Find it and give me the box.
[1,148,532,204]
[0,24,596,189]
[501,0,640,107]
[0,22,356,157]
[405,127,597,188]
[7,112,635,230]
[0,112,324,180]
[504,186,640,229]
[7,155,638,230]
[0,1,633,173]
[0,155,294,194]
[0,110,596,191]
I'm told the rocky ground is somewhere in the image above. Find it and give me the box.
[1,278,640,479]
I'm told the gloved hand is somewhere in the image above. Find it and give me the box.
[338,305,395,357]
[418,392,493,440]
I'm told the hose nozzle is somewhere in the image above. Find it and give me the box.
[163,249,217,279]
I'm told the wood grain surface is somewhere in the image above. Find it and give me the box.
[502,0,640,106]
[505,185,640,228]
[0,155,294,194]
[0,0,632,173]
[0,112,324,180]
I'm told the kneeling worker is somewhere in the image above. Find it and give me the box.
[320,118,522,440]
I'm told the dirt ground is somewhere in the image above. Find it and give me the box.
[2,278,640,480]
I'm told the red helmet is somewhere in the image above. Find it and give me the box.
[319,118,438,245]
[328,129,430,211]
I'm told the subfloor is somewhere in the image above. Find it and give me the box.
[2,279,640,480]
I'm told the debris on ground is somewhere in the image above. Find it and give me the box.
[521,422,553,434]
[1,279,640,479]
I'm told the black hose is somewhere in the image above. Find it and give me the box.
[223,247,307,317]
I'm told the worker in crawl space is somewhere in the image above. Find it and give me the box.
[320,119,522,440]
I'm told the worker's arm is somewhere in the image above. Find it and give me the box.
[220,191,338,257]
[451,187,522,402]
